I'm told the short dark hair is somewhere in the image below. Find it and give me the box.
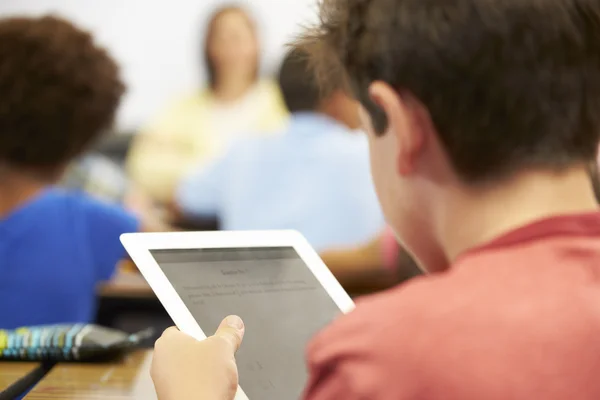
[0,15,124,176]
[278,48,322,113]
[299,0,600,183]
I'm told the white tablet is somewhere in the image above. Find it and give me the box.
[120,230,355,400]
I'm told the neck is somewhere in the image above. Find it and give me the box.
[320,110,346,129]
[320,96,361,130]
[212,75,254,103]
[438,166,598,264]
[0,168,47,218]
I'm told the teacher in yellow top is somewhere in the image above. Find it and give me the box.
[127,5,288,203]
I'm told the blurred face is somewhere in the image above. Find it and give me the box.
[207,10,258,83]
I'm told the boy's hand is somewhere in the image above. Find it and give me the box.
[151,316,245,400]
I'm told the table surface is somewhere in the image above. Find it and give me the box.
[99,273,154,299]
[26,350,156,400]
[0,361,40,391]
[99,268,396,300]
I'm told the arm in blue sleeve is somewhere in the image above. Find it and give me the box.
[83,196,141,281]
[175,149,232,218]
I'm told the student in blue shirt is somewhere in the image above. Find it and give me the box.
[0,16,142,329]
[176,48,385,251]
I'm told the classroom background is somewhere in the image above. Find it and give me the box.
[0,1,423,397]
[0,0,319,131]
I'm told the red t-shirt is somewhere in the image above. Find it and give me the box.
[304,213,600,400]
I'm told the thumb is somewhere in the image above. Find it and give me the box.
[213,315,245,353]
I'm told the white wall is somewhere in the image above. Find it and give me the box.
[0,0,319,131]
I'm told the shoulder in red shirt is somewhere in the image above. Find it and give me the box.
[304,212,600,400]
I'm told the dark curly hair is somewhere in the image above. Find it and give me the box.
[299,0,600,183]
[0,15,124,177]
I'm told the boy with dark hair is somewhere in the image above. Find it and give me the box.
[175,48,383,251]
[0,16,142,329]
[150,0,600,399]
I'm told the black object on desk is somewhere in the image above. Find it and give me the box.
[0,362,54,400]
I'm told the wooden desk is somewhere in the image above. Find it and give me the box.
[99,273,153,299]
[100,268,392,300]
[0,361,40,390]
[97,273,169,346]
[26,350,156,400]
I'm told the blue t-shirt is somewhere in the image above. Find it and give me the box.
[0,188,140,329]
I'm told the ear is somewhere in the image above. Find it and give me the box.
[368,82,426,176]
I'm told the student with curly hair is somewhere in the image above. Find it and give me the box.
[149,0,600,399]
[0,15,142,329]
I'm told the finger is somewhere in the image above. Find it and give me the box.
[213,315,245,353]
[154,326,178,347]
[161,326,179,337]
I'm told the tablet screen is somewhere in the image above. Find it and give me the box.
[151,246,341,400]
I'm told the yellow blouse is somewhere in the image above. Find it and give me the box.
[126,80,288,203]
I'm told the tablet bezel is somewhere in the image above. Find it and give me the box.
[120,230,355,400]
